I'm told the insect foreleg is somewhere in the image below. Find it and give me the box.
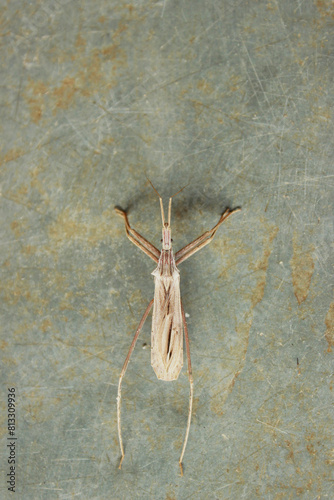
[115,208,160,262]
[175,208,240,265]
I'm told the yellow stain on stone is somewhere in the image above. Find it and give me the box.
[324,301,334,351]
[290,232,315,305]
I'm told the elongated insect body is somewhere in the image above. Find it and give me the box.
[115,181,240,475]
[151,259,183,381]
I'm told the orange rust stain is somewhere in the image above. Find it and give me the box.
[10,220,20,235]
[22,245,37,255]
[0,148,25,166]
[1,274,49,310]
[17,185,28,197]
[0,340,8,350]
[249,224,279,308]
[266,2,278,11]
[197,79,214,94]
[29,100,43,122]
[49,210,86,241]
[3,357,18,368]
[52,77,77,110]
[252,273,267,308]
[306,443,316,456]
[216,235,248,281]
[30,161,45,179]
[48,207,114,246]
[285,440,294,461]
[165,494,177,500]
[290,232,315,305]
[23,30,127,113]
[101,44,120,59]
[324,301,334,351]
[28,80,47,95]
[75,33,86,51]
[24,80,48,123]
[75,50,105,92]
[10,219,27,238]
[41,319,52,333]
[112,23,128,39]
[86,50,103,86]
[24,398,46,424]
[211,222,278,416]
[235,314,253,352]
[316,0,334,19]
[29,161,49,201]
[100,136,115,147]
[59,295,75,312]
[210,310,253,416]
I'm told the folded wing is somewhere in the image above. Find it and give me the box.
[151,270,183,381]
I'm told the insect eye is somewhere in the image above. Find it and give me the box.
[171,238,173,242]
[161,238,163,242]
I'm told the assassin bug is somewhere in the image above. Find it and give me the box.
[115,180,240,475]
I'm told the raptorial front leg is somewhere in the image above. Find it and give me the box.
[115,208,160,263]
[175,208,241,266]
[117,299,154,469]
[179,301,194,476]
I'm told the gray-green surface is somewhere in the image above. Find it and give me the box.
[1,1,333,499]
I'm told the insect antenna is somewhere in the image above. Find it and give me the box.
[147,177,189,226]
[146,177,165,226]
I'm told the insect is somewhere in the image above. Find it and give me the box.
[115,180,240,475]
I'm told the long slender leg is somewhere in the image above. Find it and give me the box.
[179,301,194,476]
[117,299,154,469]
[115,208,160,262]
[175,208,240,266]
[175,208,233,262]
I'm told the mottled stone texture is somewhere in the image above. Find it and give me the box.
[0,1,333,498]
